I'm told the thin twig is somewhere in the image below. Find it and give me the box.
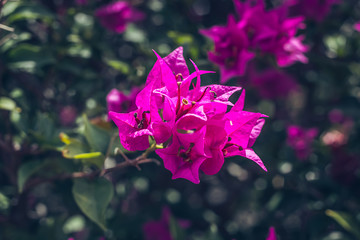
[115,147,141,170]
[0,23,14,32]
[23,146,159,192]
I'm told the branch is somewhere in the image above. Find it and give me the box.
[0,24,14,32]
[23,147,160,192]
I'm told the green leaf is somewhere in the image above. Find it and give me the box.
[8,44,54,63]
[169,215,186,240]
[0,192,10,211]
[266,192,283,211]
[7,44,55,73]
[34,112,55,140]
[6,4,55,23]
[124,24,146,43]
[105,59,129,74]
[203,224,223,240]
[0,97,20,112]
[18,160,46,192]
[1,1,21,17]
[72,178,114,231]
[326,209,360,238]
[66,45,92,58]
[82,115,111,154]
[74,152,105,169]
[0,33,32,53]
[62,215,86,234]
[28,112,60,148]
[168,31,194,45]
[59,133,89,158]
[73,152,102,159]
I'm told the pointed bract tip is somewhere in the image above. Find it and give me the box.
[188,59,199,71]
[152,49,162,60]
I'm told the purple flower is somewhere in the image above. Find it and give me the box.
[110,47,267,183]
[110,108,153,151]
[354,22,360,32]
[95,1,145,33]
[142,207,190,240]
[287,125,318,160]
[200,15,254,83]
[106,86,142,119]
[59,106,77,126]
[106,89,127,115]
[222,96,268,172]
[200,0,308,83]
[266,227,277,240]
[250,68,298,99]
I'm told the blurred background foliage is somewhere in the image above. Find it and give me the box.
[1,0,360,239]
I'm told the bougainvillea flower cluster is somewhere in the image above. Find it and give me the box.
[109,47,267,183]
[200,0,308,83]
[95,1,145,33]
[287,125,318,160]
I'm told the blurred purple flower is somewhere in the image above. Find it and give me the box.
[59,106,77,126]
[200,0,308,83]
[106,86,142,119]
[287,125,318,160]
[142,207,190,240]
[95,1,145,33]
[200,15,254,83]
[107,89,127,114]
[250,68,298,99]
[266,227,277,240]
[285,0,340,22]
[328,109,345,124]
[354,22,360,32]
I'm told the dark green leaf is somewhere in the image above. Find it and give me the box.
[326,209,360,238]
[66,45,92,58]
[0,33,32,53]
[203,224,223,240]
[82,115,111,154]
[0,192,10,211]
[18,160,46,192]
[72,178,114,231]
[0,97,20,111]
[59,133,89,158]
[1,1,21,17]
[7,44,55,73]
[6,5,54,23]
[105,59,129,74]
[169,215,186,240]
